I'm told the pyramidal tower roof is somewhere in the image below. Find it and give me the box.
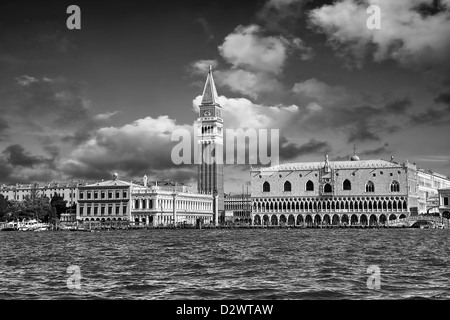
[201,66,220,105]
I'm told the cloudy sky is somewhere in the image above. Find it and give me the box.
[1,0,450,193]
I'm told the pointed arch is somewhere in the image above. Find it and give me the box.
[263,181,270,192]
[324,183,332,193]
[366,181,375,192]
[390,180,400,192]
[288,214,295,225]
[306,180,314,191]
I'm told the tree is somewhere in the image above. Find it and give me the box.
[50,192,67,220]
[0,195,10,221]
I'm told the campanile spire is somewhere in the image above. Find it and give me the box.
[201,66,219,105]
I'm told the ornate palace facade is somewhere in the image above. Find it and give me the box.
[250,154,434,227]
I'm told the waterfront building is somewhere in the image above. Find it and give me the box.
[438,188,450,219]
[250,153,420,226]
[76,173,214,226]
[0,182,81,207]
[224,193,252,224]
[417,169,450,214]
[197,67,224,224]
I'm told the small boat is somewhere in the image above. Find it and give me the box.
[18,219,50,231]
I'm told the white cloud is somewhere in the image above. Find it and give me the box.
[292,78,355,107]
[93,111,120,121]
[215,69,283,100]
[193,95,300,130]
[309,0,450,71]
[188,59,219,75]
[15,75,38,86]
[219,24,299,75]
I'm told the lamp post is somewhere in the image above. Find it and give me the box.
[213,189,219,226]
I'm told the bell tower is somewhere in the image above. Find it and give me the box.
[197,66,224,217]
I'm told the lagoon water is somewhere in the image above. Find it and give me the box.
[0,229,448,299]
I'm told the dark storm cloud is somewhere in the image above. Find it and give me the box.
[384,98,412,115]
[0,118,9,140]
[0,76,100,147]
[409,90,450,125]
[8,76,92,129]
[0,144,59,184]
[435,91,450,107]
[2,144,53,168]
[415,0,448,17]
[313,98,411,143]
[280,137,331,161]
[360,143,391,158]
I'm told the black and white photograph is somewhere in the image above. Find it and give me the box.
[0,0,449,309]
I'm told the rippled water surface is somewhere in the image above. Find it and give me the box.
[0,229,448,299]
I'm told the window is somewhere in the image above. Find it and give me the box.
[444,197,449,206]
[116,191,120,199]
[108,206,112,214]
[80,207,84,215]
[284,181,292,192]
[343,179,351,191]
[116,206,120,214]
[123,205,127,214]
[94,206,98,215]
[79,192,84,199]
[323,183,332,193]
[391,181,400,192]
[108,191,112,199]
[101,192,105,199]
[87,206,91,215]
[263,182,270,192]
[94,192,98,199]
[123,191,127,198]
[306,180,314,191]
[135,200,140,209]
[366,181,375,193]
[87,192,91,199]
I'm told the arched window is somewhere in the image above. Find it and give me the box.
[366,181,375,192]
[343,179,351,191]
[284,181,292,192]
[263,182,270,192]
[323,183,332,193]
[391,181,400,192]
[306,180,314,191]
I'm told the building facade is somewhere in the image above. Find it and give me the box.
[197,67,224,222]
[417,169,450,214]
[438,188,450,219]
[77,173,214,226]
[251,154,420,226]
[0,182,81,207]
[224,193,252,223]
